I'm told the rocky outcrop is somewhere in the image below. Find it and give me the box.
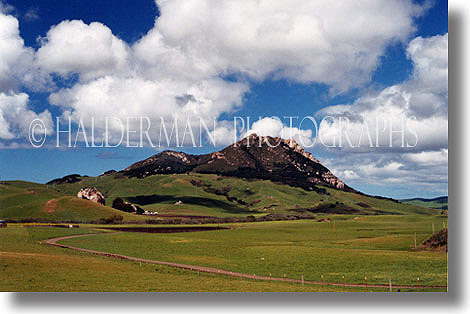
[422,228,448,252]
[111,197,143,214]
[77,187,105,205]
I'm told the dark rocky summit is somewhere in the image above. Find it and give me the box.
[123,135,353,193]
[47,174,83,185]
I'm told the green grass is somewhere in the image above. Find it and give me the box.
[42,173,436,218]
[1,224,380,292]
[59,215,447,290]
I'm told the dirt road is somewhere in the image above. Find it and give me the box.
[43,232,447,291]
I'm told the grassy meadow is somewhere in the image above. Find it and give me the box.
[1,224,382,292]
[55,215,448,290]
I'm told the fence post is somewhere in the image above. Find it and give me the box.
[365,277,368,291]
[253,274,256,282]
[414,232,417,249]
[321,274,324,288]
[417,277,420,292]
[284,274,286,283]
[432,223,435,234]
[342,275,345,289]
[301,275,304,286]
[389,278,392,292]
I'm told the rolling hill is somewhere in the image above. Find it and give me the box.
[0,181,145,222]
[46,172,435,218]
[401,196,448,210]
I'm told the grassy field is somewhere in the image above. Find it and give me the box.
[0,224,387,292]
[56,215,448,290]
[0,175,447,292]
[42,173,435,218]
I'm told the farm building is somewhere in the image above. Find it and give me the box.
[0,220,7,228]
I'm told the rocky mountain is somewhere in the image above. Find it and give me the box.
[123,134,353,194]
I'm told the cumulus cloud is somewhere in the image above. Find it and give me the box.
[1,0,431,148]
[312,33,447,196]
[403,149,448,166]
[0,8,53,144]
[0,10,38,92]
[36,20,130,80]
[48,75,247,145]
[153,0,426,93]
[317,33,448,153]
[33,17,249,146]
[0,92,53,140]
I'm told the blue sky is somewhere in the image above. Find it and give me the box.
[0,0,448,199]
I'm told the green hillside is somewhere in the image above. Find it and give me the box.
[48,172,434,217]
[0,181,145,222]
[0,173,436,223]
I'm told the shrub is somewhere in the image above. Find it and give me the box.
[246,215,256,222]
[112,197,125,209]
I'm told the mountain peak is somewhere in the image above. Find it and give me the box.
[122,135,352,193]
[238,134,321,164]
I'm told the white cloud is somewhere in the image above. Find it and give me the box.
[36,20,130,81]
[322,151,447,196]
[0,10,44,92]
[0,0,443,163]
[153,0,426,92]
[404,149,448,166]
[0,92,53,140]
[0,8,52,143]
[244,117,315,147]
[313,33,448,195]
[48,75,247,145]
[317,33,448,153]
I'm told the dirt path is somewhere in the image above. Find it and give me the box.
[43,233,448,291]
[42,197,66,213]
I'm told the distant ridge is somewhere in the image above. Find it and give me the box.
[401,196,448,203]
[401,196,448,210]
